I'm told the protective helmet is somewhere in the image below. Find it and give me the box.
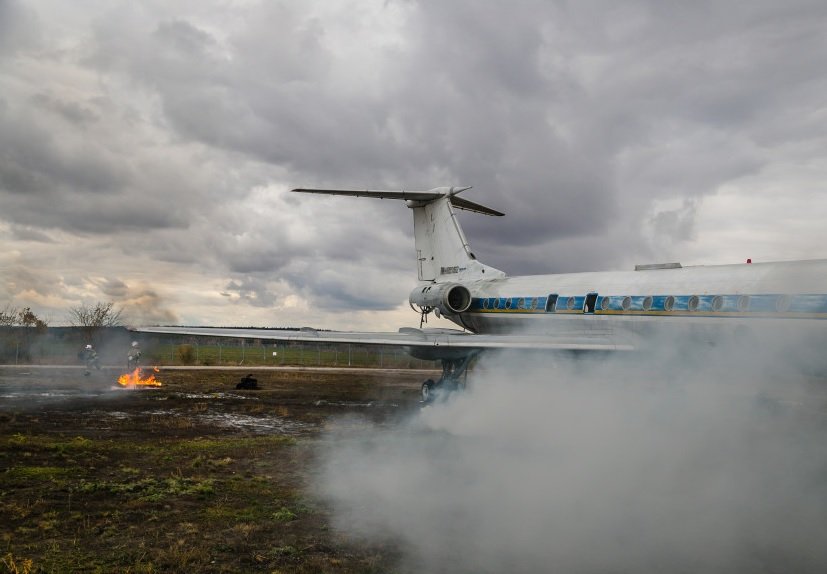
[131,341,138,347]
[85,344,92,349]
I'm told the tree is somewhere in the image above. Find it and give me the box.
[0,305,48,363]
[0,304,17,326]
[68,301,124,343]
[17,307,48,331]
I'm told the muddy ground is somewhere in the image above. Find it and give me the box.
[0,366,433,573]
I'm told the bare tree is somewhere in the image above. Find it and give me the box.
[68,301,124,343]
[68,301,124,327]
[0,305,16,327]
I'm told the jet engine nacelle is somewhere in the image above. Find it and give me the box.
[409,283,472,315]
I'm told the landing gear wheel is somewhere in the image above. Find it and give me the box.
[421,379,436,403]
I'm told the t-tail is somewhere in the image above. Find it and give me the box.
[291,187,506,283]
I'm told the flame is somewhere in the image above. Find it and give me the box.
[117,367,162,388]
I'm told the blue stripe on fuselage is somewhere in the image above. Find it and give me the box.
[470,294,827,317]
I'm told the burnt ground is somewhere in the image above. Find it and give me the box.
[0,366,433,573]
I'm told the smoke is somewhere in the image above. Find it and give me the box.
[315,329,827,573]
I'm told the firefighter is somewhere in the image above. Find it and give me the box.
[127,341,142,369]
[80,344,100,376]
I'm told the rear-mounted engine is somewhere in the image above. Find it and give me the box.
[409,283,472,315]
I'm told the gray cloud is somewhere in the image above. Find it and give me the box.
[222,276,278,309]
[31,92,100,127]
[8,224,55,243]
[0,0,39,55]
[1,0,826,325]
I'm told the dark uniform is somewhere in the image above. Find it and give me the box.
[128,341,142,369]
[80,345,100,375]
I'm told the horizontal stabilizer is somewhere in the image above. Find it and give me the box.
[292,187,504,217]
[292,188,443,202]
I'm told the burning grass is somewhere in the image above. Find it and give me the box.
[117,366,162,388]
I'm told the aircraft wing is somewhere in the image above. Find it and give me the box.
[132,326,634,355]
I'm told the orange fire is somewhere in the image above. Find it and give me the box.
[117,367,162,388]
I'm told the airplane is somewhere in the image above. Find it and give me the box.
[136,186,827,401]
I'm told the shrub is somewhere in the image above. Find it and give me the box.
[177,344,195,364]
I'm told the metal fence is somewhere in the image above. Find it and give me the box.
[0,326,438,370]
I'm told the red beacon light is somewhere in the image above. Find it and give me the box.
[746,258,752,264]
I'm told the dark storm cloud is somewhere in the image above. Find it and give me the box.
[282,262,407,312]
[1,0,826,323]
[648,199,699,244]
[0,0,39,55]
[0,97,124,196]
[8,224,55,243]
[1,190,188,234]
[31,92,100,127]
[1,264,58,300]
[91,10,347,171]
[223,277,277,309]
[98,278,129,299]
[83,0,622,274]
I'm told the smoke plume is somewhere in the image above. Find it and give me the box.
[316,329,827,573]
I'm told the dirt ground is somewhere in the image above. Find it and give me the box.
[0,366,433,573]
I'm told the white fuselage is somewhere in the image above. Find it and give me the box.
[439,259,827,337]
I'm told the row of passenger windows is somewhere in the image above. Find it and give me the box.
[478,294,784,312]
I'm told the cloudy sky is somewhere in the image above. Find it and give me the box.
[2,0,826,329]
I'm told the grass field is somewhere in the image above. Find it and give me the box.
[147,343,437,369]
[0,367,428,573]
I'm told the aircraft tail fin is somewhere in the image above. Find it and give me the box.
[292,187,505,282]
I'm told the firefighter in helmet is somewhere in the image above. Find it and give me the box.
[80,344,100,375]
[127,341,142,369]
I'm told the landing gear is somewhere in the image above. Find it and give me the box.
[420,353,478,403]
[421,379,436,402]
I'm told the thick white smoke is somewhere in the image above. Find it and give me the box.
[316,330,827,573]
